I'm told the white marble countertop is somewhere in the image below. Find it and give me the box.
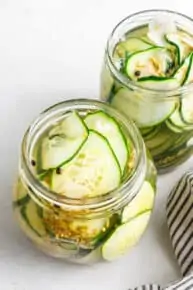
[0,0,193,289]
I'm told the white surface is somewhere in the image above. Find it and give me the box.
[0,0,193,289]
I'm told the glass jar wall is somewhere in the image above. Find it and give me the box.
[100,10,193,172]
[13,99,156,264]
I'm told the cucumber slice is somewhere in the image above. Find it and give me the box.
[121,181,154,223]
[106,83,117,103]
[41,111,88,170]
[138,76,179,90]
[140,126,155,136]
[173,53,192,85]
[145,125,172,149]
[169,99,193,130]
[13,179,30,207]
[180,94,193,124]
[170,109,193,130]
[46,216,108,243]
[84,111,128,173]
[183,53,193,85]
[21,200,46,237]
[114,37,152,58]
[52,130,121,198]
[38,170,53,190]
[176,53,193,125]
[166,119,184,133]
[125,47,173,81]
[144,125,177,157]
[102,211,151,261]
[166,33,193,64]
[141,126,160,140]
[110,87,176,127]
[168,53,193,129]
[169,109,188,129]
[14,195,30,207]
[69,218,108,242]
[43,210,112,248]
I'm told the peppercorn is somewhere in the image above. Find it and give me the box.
[134,70,141,77]
[31,160,36,166]
[56,167,62,174]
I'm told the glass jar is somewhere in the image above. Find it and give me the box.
[13,99,156,264]
[100,9,193,172]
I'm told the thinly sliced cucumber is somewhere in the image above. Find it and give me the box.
[173,53,192,85]
[13,195,30,207]
[138,76,179,90]
[13,179,30,207]
[166,33,193,64]
[169,99,193,130]
[166,119,183,133]
[180,52,193,85]
[176,53,193,125]
[52,130,121,198]
[106,83,117,103]
[140,127,155,136]
[43,210,113,248]
[102,211,151,261]
[141,126,160,140]
[141,36,153,43]
[145,125,177,157]
[69,218,108,241]
[165,34,181,65]
[169,109,188,129]
[49,111,87,139]
[168,54,193,129]
[169,108,193,131]
[105,78,124,103]
[84,111,128,173]
[41,111,88,170]
[126,47,173,81]
[21,200,46,237]
[180,94,193,124]
[121,181,154,223]
[14,195,30,207]
[145,125,172,149]
[148,17,177,46]
[110,87,176,127]
[38,170,53,189]
[114,37,152,58]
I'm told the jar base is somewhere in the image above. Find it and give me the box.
[154,145,193,174]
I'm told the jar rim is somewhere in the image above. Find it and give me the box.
[106,9,193,98]
[20,99,146,213]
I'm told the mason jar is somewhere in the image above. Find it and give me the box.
[13,99,156,264]
[100,9,193,172]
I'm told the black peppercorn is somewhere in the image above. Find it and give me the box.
[134,70,141,77]
[56,167,62,174]
[31,160,36,166]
